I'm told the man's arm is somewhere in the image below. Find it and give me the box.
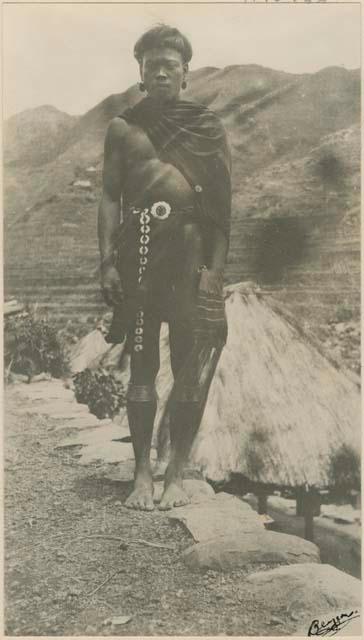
[209,226,229,275]
[98,117,127,306]
[200,227,229,295]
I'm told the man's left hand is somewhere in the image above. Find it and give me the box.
[198,268,224,296]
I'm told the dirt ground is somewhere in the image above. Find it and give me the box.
[4,387,298,637]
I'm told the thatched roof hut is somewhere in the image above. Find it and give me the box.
[180,284,360,486]
[72,283,360,489]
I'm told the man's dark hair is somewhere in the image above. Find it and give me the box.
[134,24,193,64]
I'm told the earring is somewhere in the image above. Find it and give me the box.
[139,82,145,92]
[181,80,187,90]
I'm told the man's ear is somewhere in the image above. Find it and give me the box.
[183,63,189,76]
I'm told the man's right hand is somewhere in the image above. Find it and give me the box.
[101,264,124,307]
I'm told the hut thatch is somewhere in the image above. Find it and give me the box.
[184,284,360,486]
[72,283,360,488]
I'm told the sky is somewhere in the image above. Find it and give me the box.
[3,2,361,119]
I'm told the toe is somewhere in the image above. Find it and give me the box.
[125,495,140,510]
[145,495,155,510]
[140,498,150,511]
[158,501,171,511]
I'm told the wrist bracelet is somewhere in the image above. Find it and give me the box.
[198,265,224,275]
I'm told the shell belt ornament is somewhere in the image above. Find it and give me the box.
[132,202,171,353]
[150,201,171,220]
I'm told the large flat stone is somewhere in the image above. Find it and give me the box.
[320,503,361,525]
[17,400,90,417]
[182,530,320,571]
[15,381,74,401]
[54,415,102,430]
[154,479,215,504]
[78,441,134,465]
[104,460,136,482]
[246,563,361,632]
[168,492,264,542]
[57,421,130,448]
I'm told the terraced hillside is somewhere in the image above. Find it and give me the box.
[4,65,360,340]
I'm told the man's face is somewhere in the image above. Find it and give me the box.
[140,47,187,104]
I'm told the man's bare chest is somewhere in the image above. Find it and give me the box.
[121,122,193,202]
[123,123,161,168]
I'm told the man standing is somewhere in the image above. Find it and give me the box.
[98,25,231,511]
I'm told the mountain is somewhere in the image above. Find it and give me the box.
[4,65,360,352]
[4,105,79,168]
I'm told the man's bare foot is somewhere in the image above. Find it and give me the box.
[158,480,190,511]
[125,471,154,511]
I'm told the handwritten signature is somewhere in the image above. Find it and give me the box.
[308,610,360,636]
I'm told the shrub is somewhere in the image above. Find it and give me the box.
[4,313,69,380]
[73,368,126,419]
[335,304,353,323]
[327,444,360,500]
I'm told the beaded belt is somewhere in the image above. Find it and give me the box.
[131,202,172,354]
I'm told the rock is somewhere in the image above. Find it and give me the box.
[17,399,89,417]
[68,329,111,373]
[73,179,91,188]
[246,564,361,632]
[78,441,135,465]
[320,503,360,524]
[4,300,25,316]
[109,615,132,626]
[54,414,101,430]
[259,513,275,527]
[152,459,168,478]
[335,323,347,334]
[182,530,320,571]
[154,479,215,504]
[14,380,73,400]
[52,411,93,420]
[8,372,29,383]
[267,495,296,514]
[57,420,129,449]
[168,492,263,543]
[29,372,52,382]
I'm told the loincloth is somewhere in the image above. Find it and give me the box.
[115,201,202,351]
[116,202,202,298]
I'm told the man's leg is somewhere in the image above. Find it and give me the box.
[159,223,203,510]
[125,306,161,511]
